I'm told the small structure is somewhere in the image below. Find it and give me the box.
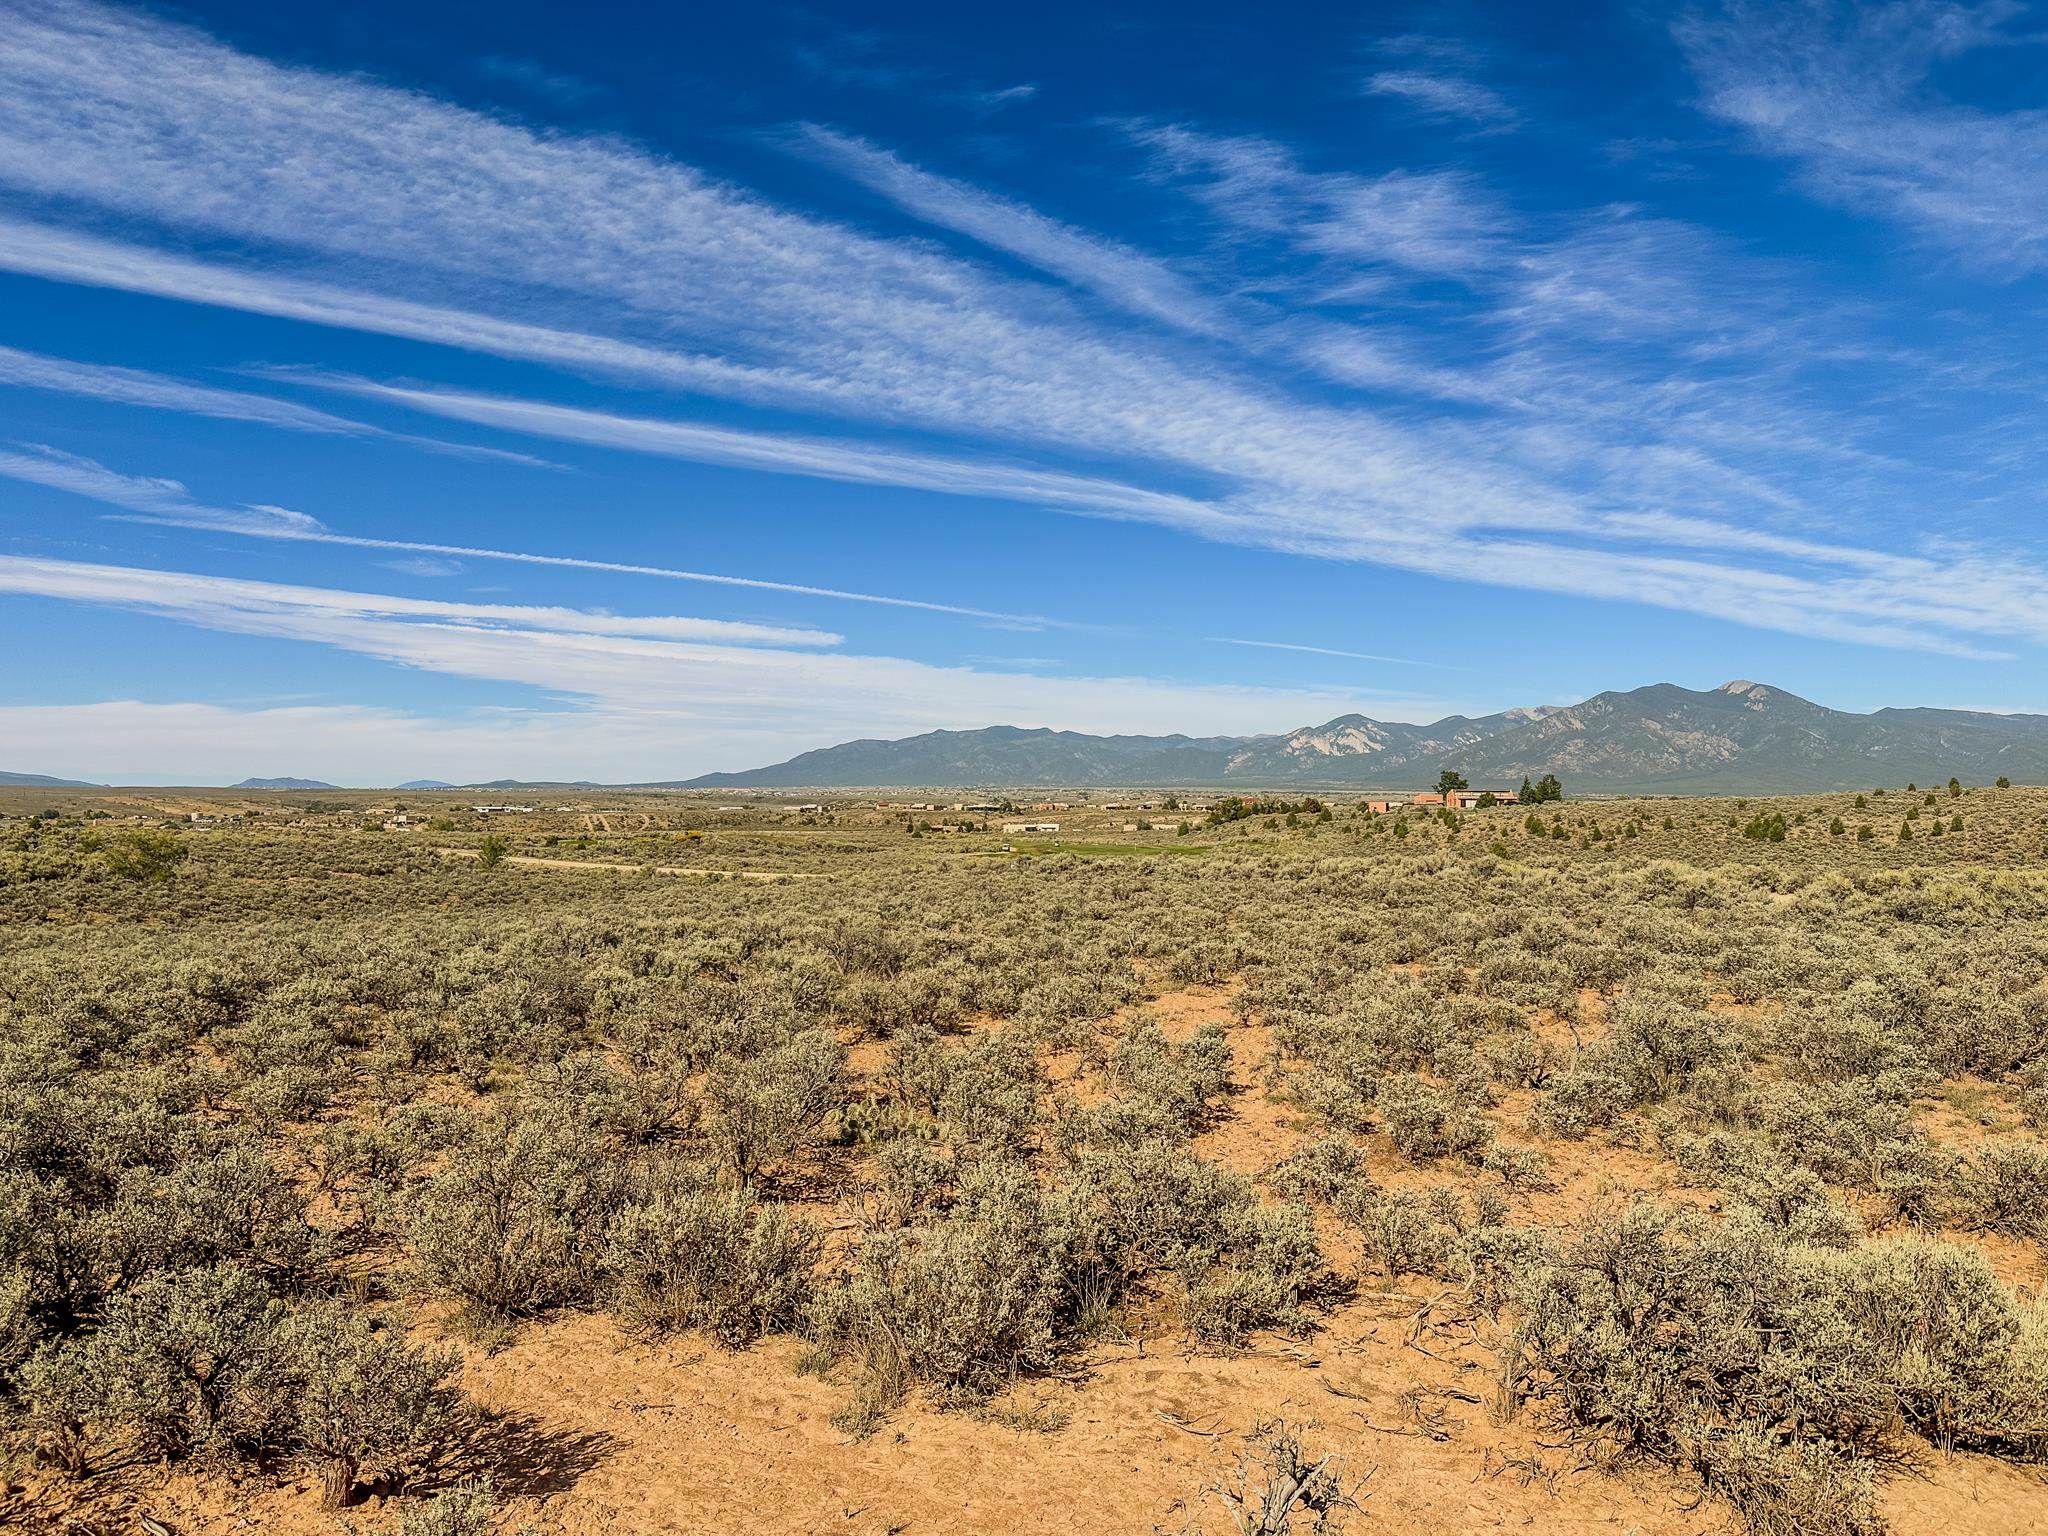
[1447,788,1518,810]
[1002,821,1060,834]
[1411,789,1520,810]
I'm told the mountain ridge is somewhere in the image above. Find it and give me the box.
[679,681,2048,792]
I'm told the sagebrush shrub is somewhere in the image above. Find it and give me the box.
[22,1264,288,1470]
[276,1300,459,1506]
[611,1159,819,1345]
[703,1029,845,1184]
[404,1105,628,1323]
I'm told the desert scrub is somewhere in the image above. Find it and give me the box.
[808,1157,1075,1428]
[403,1104,629,1328]
[1106,1016,1233,1133]
[1952,1138,2048,1237]
[1506,1205,2048,1533]
[14,788,2048,1513]
[702,1027,845,1185]
[888,1022,1044,1152]
[610,1158,820,1345]
[1374,1072,1492,1163]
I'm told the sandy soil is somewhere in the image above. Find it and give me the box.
[36,1305,2044,1536]
[21,981,2048,1536]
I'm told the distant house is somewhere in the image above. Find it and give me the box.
[469,804,536,814]
[1027,801,1070,812]
[786,803,824,813]
[1411,788,1519,810]
[1002,821,1060,833]
[1366,799,1398,814]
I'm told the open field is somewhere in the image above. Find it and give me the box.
[4,782,2048,1535]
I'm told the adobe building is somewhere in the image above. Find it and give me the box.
[1410,788,1520,810]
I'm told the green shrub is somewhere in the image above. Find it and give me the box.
[1265,1135,1372,1206]
[810,1158,1073,1421]
[1955,1139,2048,1238]
[395,1479,497,1536]
[22,1265,288,1471]
[103,828,189,883]
[1529,1061,1629,1140]
[703,1029,844,1185]
[404,1107,628,1324]
[1508,1207,2048,1533]
[1337,1185,1464,1279]
[1107,1018,1232,1133]
[276,1301,460,1506]
[1374,1073,1491,1163]
[611,1160,819,1345]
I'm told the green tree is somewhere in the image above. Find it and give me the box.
[476,833,509,870]
[1948,777,1962,797]
[1532,773,1563,804]
[1996,776,2011,789]
[103,827,189,883]
[1434,769,1468,796]
[1520,775,1534,802]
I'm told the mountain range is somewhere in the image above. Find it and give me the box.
[232,777,340,791]
[0,770,98,787]
[680,681,2048,793]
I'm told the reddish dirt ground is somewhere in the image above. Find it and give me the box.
[20,982,2048,1536]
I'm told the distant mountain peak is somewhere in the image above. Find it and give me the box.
[678,680,2048,792]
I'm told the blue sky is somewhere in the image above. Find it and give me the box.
[3,0,2048,783]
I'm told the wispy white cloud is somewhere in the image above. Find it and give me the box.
[0,559,1457,781]
[0,342,551,465]
[1362,69,1518,130]
[0,442,325,534]
[0,444,1065,627]
[275,371,1221,523]
[1128,121,1515,280]
[1212,637,1454,668]
[1677,1,2048,273]
[0,0,2039,674]
[0,553,843,648]
[383,556,464,578]
[794,125,1228,335]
